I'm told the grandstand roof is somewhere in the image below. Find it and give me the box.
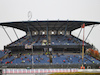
[0,20,100,32]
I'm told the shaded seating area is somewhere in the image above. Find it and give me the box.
[51,35,85,45]
[8,34,87,47]
[9,35,47,46]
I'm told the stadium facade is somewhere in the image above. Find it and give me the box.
[0,20,100,74]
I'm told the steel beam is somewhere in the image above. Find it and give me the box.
[64,24,67,36]
[13,28,19,39]
[27,25,34,68]
[37,20,44,30]
[85,25,95,41]
[46,21,48,45]
[2,26,12,43]
[78,28,82,38]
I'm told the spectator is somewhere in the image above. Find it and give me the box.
[21,58,23,60]
[25,56,27,58]
[28,53,30,55]
[38,60,40,62]
[47,55,50,57]
[63,60,65,63]
[41,58,43,60]
[93,61,94,63]
[54,56,56,58]
[46,52,48,55]
[28,59,29,61]
[49,48,52,55]
[81,66,85,69]
[11,61,13,64]
[22,60,25,63]
[57,53,60,57]
[36,58,38,61]
[5,62,7,64]
[47,60,50,62]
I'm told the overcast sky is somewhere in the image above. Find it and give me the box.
[0,0,100,52]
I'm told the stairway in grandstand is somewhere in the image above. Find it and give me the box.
[19,36,30,45]
[9,35,29,46]
[48,35,51,45]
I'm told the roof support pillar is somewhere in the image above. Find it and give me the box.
[46,23,48,45]
[13,28,19,39]
[27,25,34,68]
[2,26,12,43]
[56,30,58,35]
[64,24,67,36]
[27,26,33,40]
[38,31,40,35]
[85,25,95,41]
[78,28,82,38]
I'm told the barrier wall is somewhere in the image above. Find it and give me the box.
[2,69,100,74]
[2,69,78,74]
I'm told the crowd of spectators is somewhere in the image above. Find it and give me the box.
[0,48,100,65]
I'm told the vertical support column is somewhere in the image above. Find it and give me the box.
[27,25,34,68]
[46,22,48,45]
[82,27,85,67]
[56,30,58,35]
[64,24,67,36]
[27,11,33,68]
[38,31,40,35]
[27,26,33,40]
[2,26,12,43]
[81,23,85,69]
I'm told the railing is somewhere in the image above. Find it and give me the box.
[0,63,100,69]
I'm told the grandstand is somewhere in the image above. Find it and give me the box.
[0,20,100,74]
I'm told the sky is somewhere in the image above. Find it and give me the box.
[0,0,100,52]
